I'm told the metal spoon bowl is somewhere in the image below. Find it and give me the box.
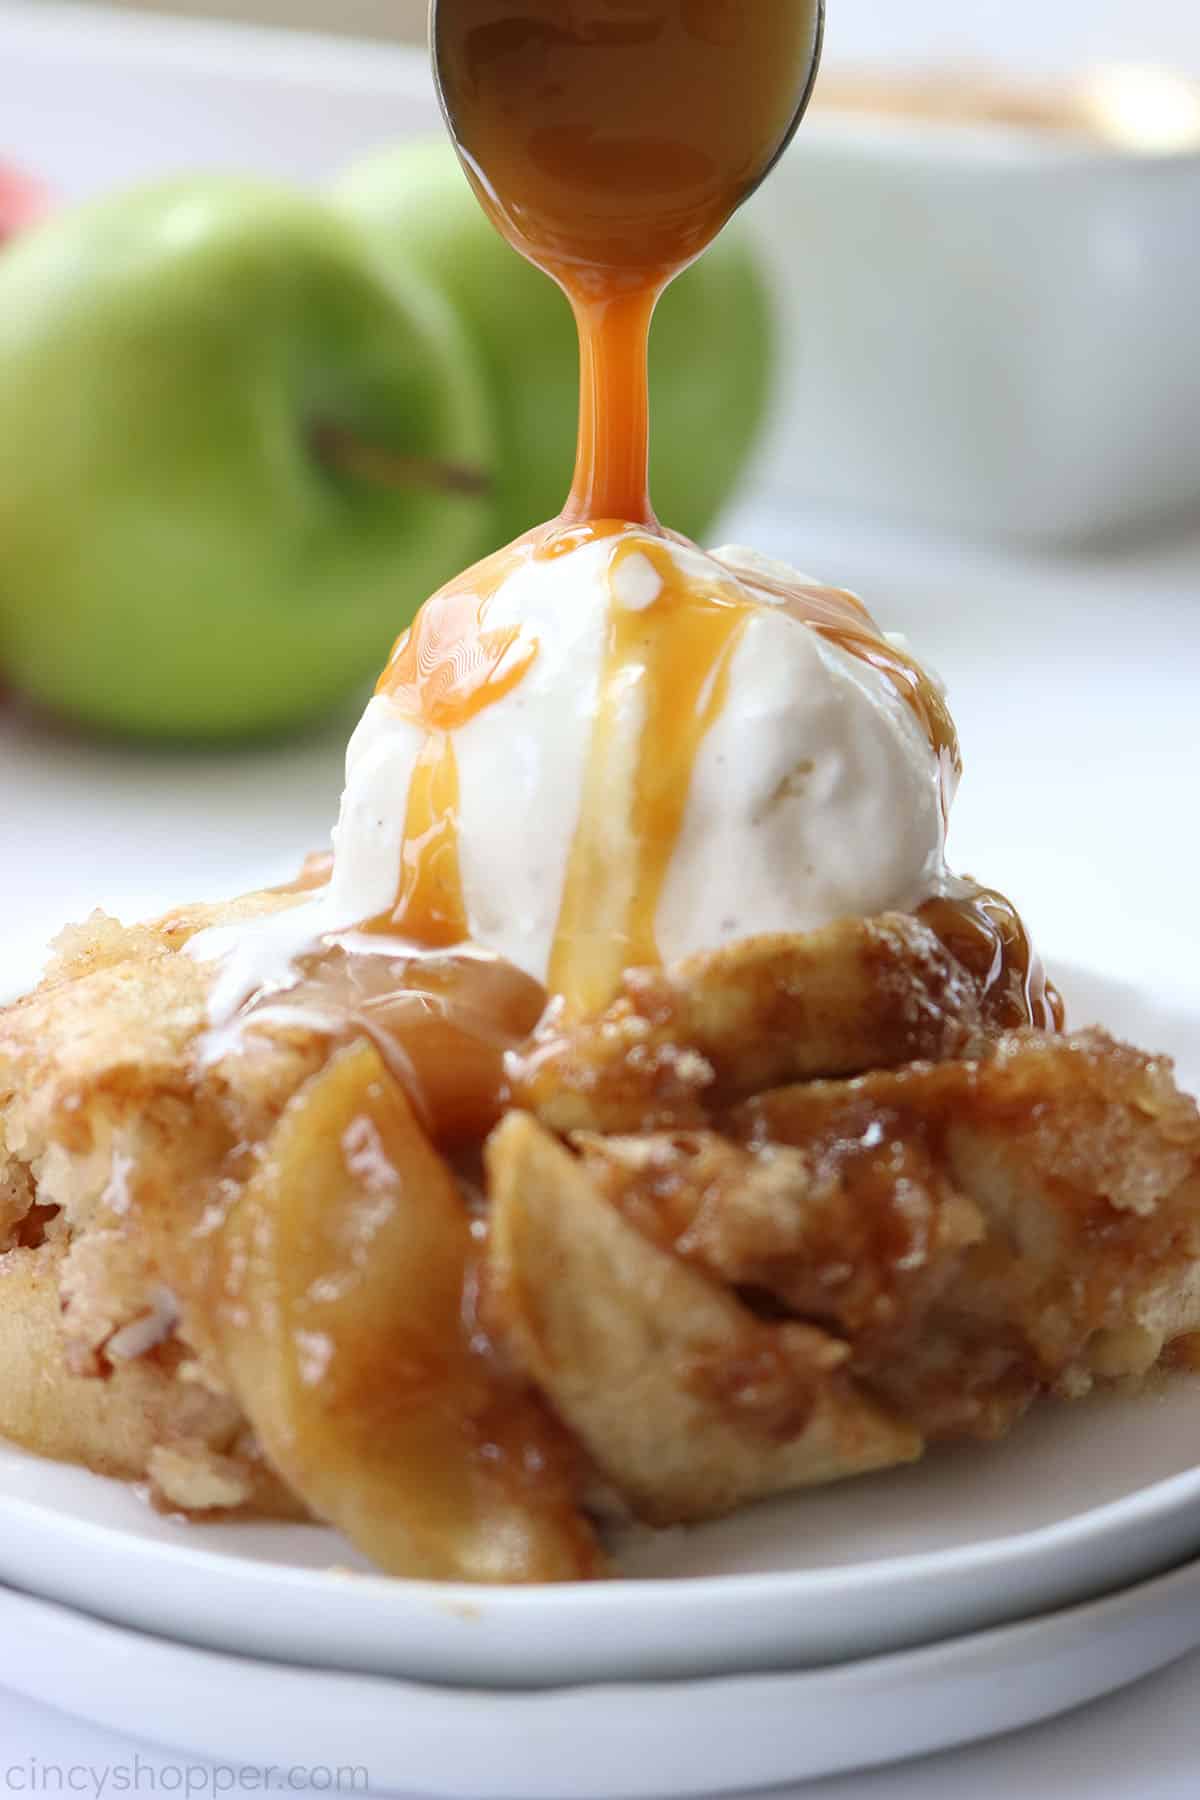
[431,0,826,280]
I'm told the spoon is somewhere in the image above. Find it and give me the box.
[431,0,826,288]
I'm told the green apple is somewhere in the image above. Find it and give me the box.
[0,177,496,738]
[334,139,773,547]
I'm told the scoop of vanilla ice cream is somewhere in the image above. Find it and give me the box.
[191,533,948,1018]
[326,534,946,982]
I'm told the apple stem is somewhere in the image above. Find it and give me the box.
[312,422,491,499]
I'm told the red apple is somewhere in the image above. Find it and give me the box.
[0,164,48,244]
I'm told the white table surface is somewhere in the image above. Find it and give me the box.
[2,4,1200,1795]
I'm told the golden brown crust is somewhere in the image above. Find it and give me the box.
[728,1031,1200,1438]
[0,893,319,1512]
[508,914,988,1136]
[0,1238,300,1516]
[2,889,1199,1576]
[486,1111,921,1525]
[574,1127,985,1339]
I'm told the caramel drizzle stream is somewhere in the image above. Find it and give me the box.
[562,288,661,529]
[549,534,751,1016]
[355,0,1049,1031]
[371,540,540,945]
[389,735,469,950]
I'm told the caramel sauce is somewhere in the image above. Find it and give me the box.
[235,0,1057,1145]
[435,0,821,523]
[434,4,821,274]
[388,735,469,948]
[565,286,659,526]
[548,535,752,1015]
[711,553,1057,1027]
[721,557,963,822]
[437,0,820,529]
[919,881,1064,1033]
[229,942,546,1145]
[823,625,961,826]
[398,0,819,1004]
[371,540,541,943]
[375,540,542,731]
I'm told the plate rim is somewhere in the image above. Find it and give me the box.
[2,1403,1200,1617]
[2,1542,1200,1798]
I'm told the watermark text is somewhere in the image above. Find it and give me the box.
[1,1758,369,1799]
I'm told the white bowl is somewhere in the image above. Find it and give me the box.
[748,95,1200,543]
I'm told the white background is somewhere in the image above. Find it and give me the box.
[78,0,1200,71]
[828,0,1200,75]
[1,3,1199,1797]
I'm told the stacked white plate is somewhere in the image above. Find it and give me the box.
[0,972,1198,1795]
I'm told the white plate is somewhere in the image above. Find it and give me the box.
[0,965,1198,1688]
[4,1552,1200,1799]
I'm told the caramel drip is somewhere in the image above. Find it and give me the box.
[359,0,1055,1052]
[380,3,817,966]
[711,558,1054,1026]
[817,625,961,825]
[537,516,629,560]
[564,287,660,527]
[388,734,468,949]
[375,546,540,728]
[371,520,644,952]
[549,536,751,1015]
[231,944,547,1145]
[919,881,1064,1032]
[372,543,540,941]
[720,558,962,821]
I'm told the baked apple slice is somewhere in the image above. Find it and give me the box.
[215,1040,601,1581]
[486,1110,920,1526]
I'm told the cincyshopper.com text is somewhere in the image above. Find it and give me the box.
[2,1761,370,1799]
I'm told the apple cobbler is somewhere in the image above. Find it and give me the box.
[4,0,1198,1593]
[2,883,1197,1582]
